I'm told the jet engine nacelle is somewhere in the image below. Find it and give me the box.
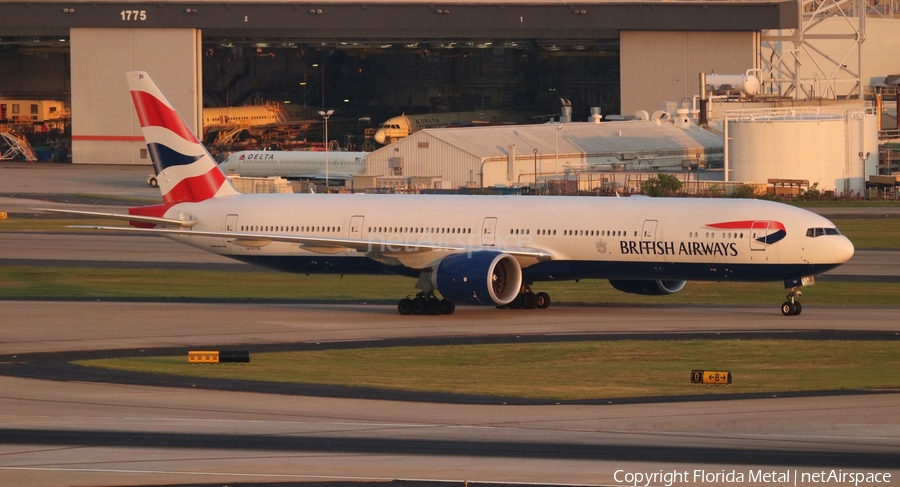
[431,251,522,306]
[608,279,687,296]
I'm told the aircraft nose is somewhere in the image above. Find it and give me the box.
[834,236,854,263]
[373,129,386,144]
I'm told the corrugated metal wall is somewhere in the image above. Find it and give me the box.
[365,131,482,188]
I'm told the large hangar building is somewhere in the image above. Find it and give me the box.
[1,0,795,165]
[2,0,898,179]
[363,118,724,190]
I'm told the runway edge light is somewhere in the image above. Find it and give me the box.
[691,370,732,385]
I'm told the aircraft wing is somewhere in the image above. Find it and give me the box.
[38,208,198,227]
[68,224,553,262]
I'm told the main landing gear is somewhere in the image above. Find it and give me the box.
[497,285,551,310]
[781,287,803,316]
[398,293,456,316]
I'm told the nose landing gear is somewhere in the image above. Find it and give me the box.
[781,288,803,316]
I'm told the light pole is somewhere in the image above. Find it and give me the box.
[695,152,701,196]
[554,123,563,176]
[533,148,539,194]
[318,109,334,189]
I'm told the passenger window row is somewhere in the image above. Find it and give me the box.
[368,226,472,234]
[564,229,628,237]
[510,229,632,237]
[703,232,744,239]
[241,225,340,233]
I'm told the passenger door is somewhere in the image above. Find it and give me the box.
[224,214,239,246]
[481,217,498,246]
[750,221,768,251]
[349,215,365,239]
[641,219,659,260]
[225,214,239,232]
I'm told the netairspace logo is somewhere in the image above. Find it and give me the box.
[614,469,892,486]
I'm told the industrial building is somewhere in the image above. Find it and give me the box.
[359,97,881,195]
[362,116,723,191]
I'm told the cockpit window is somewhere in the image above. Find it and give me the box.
[806,227,841,237]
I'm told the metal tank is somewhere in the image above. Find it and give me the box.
[706,70,761,97]
[727,108,876,195]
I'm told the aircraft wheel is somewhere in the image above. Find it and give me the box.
[780,301,795,316]
[441,299,456,315]
[412,297,427,315]
[536,292,551,309]
[522,292,537,309]
[426,298,443,315]
[398,298,413,316]
[149,177,158,188]
[508,294,523,309]
[792,301,803,315]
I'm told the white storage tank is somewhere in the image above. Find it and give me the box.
[727,108,877,195]
[707,70,761,97]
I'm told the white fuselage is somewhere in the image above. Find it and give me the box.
[160,194,853,281]
[219,150,367,179]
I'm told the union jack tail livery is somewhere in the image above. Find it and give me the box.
[126,71,238,204]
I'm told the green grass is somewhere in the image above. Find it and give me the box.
[0,266,412,301]
[789,199,900,208]
[75,340,900,400]
[831,217,900,249]
[2,266,900,305]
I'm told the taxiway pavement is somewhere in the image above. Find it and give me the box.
[1,300,900,486]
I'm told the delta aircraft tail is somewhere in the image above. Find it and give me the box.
[126,71,238,204]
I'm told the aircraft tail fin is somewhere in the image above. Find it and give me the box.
[126,71,238,204]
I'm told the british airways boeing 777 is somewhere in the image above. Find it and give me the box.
[47,72,854,316]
